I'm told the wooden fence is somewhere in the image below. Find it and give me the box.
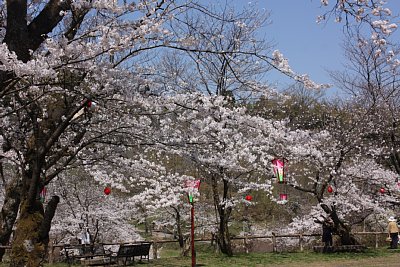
[0,231,390,263]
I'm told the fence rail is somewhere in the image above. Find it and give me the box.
[0,231,390,263]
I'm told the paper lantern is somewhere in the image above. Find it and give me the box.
[184,180,201,203]
[380,187,385,194]
[104,187,111,195]
[272,158,286,183]
[87,100,92,108]
[279,193,288,201]
[39,187,47,203]
[245,195,253,201]
[327,185,333,193]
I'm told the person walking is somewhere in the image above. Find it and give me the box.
[387,216,399,249]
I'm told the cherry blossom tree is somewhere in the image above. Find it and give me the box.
[0,1,205,265]
[319,0,399,68]
[48,170,140,245]
[0,1,397,265]
[145,93,297,255]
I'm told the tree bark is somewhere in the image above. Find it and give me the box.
[216,205,233,256]
[321,203,359,245]
[10,199,45,267]
[172,207,184,250]
[39,195,60,260]
[211,176,233,256]
[0,178,22,261]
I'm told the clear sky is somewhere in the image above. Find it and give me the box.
[234,0,399,97]
[260,0,346,93]
[215,1,399,96]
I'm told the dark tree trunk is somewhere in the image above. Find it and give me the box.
[321,203,359,245]
[0,178,22,261]
[39,195,60,260]
[211,176,233,256]
[216,205,233,256]
[173,207,184,249]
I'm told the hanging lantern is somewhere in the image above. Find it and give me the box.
[278,193,288,204]
[327,185,333,193]
[184,180,201,203]
[272,158,286,183]
[245,195,253,201]
[39,187,47,203]
[87,100,92,108]
[379,187,385,194]
[104,187,111,195]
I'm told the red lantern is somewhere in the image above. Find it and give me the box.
[245,195,253,201]
[87,100,92,108]
[279,193,288,201]
[104,187,111,195]
[380,187,385,194]
[327,185,333,193]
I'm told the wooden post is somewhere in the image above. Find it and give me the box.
[244,237,248,254]
[48,242,54,264]
[152,241,158,260]
[272,232,277,252]
[375,233,378,249]
[299,233,303,252]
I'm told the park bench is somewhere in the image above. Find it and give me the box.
[109,242,152,266]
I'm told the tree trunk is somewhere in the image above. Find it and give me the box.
[321,203,359,245]
[216,206,233,256]
[211,176,233,256]
[39,196,60,261]
[173,207,184,250]
[0,178,22,261]
[10,199,45,267]
[8,196,59,267]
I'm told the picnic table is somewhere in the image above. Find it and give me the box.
[64,244,112,266]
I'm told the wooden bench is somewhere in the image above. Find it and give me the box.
[110,242,151,266]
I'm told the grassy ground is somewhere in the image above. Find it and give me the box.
[147,247,400,267]
[1,246,400,266]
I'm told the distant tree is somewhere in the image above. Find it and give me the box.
[48,170,139,245]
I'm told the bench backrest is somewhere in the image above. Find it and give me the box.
[117,243,151,257]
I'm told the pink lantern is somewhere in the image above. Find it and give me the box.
[279,193,288,201]
[272,158,286,183]
[39,187,47,203]
[379,187,385,194]
[184,180,201,203]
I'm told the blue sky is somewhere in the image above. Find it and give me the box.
[212,1,399,96]
[260,0,346,92]
[237,0,399,96]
